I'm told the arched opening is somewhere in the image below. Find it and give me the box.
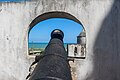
[28,11,86,57]
[29,11,85,32]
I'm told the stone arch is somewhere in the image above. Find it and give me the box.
[28,11,85,32]
[28,11,86,57]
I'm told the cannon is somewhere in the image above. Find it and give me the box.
[28,29,72,80]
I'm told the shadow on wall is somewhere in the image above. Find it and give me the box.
[88,0,120,80]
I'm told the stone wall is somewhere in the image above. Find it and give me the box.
[0,0,120,80]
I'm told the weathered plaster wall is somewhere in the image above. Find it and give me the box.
[0,0,120,80]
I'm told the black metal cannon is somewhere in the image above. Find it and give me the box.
[28,29,72,80]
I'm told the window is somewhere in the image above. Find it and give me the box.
[28,18,84,56]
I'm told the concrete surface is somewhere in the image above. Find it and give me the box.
[0,0,120,80]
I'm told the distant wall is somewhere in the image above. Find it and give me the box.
[0,0,120,80]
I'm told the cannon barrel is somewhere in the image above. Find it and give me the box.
[29,29,72,80]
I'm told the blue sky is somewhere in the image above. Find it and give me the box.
[29,18,83,43]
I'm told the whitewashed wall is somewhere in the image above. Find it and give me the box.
[0,0,120,80]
